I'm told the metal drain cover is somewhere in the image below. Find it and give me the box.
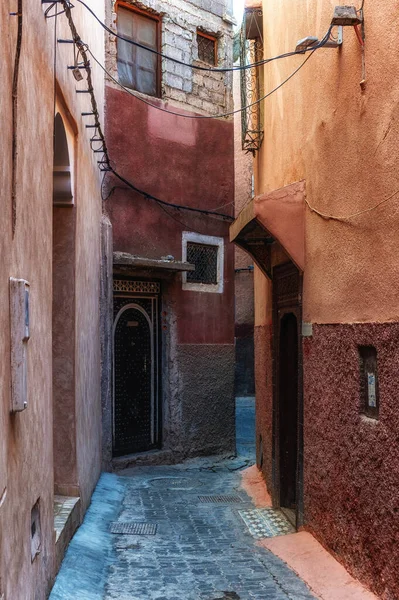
[149,477,203,490]
[110,522,157,535]
[198,495,243,504]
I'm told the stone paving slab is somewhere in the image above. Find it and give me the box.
[105,464,316,600]
[50,462,317,600]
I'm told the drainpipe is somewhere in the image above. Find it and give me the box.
[12,0,23,237]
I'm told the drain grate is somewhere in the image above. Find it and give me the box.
[238,508,295,539]
[110,522,157,536]
[198,495,244,504]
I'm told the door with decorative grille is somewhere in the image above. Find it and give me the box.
[113,282,161,456]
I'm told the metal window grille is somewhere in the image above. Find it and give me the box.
[197,32,217,65]
[240,9,264,154]
[186,243,218,284]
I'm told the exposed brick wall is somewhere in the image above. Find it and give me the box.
[106,0,234,115]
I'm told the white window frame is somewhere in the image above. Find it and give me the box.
[182,232,224,294]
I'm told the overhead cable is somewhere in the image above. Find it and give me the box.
[305,189,399,221]
[88,44,322,120]
[59,1,233,223]
[61,0,111,170]
[109,169,234,221]
[74,0,330,74]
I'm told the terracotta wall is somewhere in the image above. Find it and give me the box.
[0,2,104,597]
[258,0,399,324]
[250,0,399,597]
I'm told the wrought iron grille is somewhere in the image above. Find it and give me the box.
[186,242,218,284]
[197,32,217,65]
[240,9,264,154]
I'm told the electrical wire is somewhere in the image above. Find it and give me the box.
[59,1,235,223]
[61,0,111,171]
[109,169,234,221]
[74,0,331,74]
[11,0,23,237]
[87,45,319,120]
[305,189,399,221]
[156,201,220,236]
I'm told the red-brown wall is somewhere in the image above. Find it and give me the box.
[105,85,235,345]
[303,323,399,600]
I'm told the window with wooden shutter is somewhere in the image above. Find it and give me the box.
[117,5,160,97]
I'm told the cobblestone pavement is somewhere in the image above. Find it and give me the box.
[50,399,317,600]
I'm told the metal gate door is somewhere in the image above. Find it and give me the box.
[113,283,160,456]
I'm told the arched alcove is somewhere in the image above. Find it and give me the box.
[53,113,73,205]
[52,109,77,496]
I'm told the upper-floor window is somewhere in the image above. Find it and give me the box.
[197,31,217,66]
[117,4,160,97]
[182,232,224,294]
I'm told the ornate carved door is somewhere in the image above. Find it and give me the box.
[113,280,161,456]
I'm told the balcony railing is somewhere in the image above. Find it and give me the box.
[240,8,264,155]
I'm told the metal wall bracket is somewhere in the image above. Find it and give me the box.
[324,26,343,48]
[295,26,343,53]
[332,5,363,26]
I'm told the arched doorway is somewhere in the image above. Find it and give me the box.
[273,262,303,527]
[113,299,160,456]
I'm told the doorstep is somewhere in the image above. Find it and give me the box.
[112,449,182,472]
[54,495,81,574]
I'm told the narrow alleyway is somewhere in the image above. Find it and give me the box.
[50,399,316,600]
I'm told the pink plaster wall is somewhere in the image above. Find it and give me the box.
[0,1,104,597]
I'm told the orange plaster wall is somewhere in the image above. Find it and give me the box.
[258,0,399,324]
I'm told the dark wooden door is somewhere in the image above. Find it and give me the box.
[113,299,159,456]
[273,262,303,524]
[278,312,298,509]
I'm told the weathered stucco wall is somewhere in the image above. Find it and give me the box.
[249,1,399,597]
[233,68,255,396]
[304,324,399,600]
[105,85,235,349]
[0,1,104,597]
[105,0,235,459]
[177,344,235,456]
[258,0,399,324]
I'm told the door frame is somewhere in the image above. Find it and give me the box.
[272,262,304,528]
[112,280,162,456]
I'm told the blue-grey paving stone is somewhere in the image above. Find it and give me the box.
[50,400,317,600]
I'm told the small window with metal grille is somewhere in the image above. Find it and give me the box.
[186,243,218,284]
[197,31,217,66]
[182,232,224,293]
